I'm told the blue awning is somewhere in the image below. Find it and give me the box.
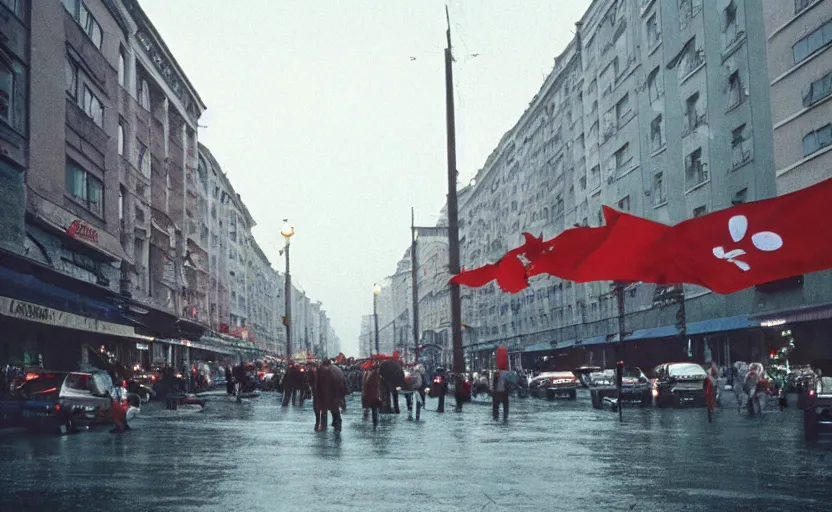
[582,336,607,346]
[0,264,126,325]
[523,342,552,353]
[624,315,753,341]
[626,325,678,341]
[687,315,753,335]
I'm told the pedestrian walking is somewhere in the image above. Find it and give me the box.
[492,346,509,421]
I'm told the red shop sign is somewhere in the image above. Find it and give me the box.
[66,220,99,244]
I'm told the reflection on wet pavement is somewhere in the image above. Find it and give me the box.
[2,390,832,512]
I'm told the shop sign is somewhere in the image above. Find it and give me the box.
[0,296,136,338]
[66,220,99,244]
[136,343,149,351]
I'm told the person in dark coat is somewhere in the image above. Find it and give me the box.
[225,366,233,395]
[362,363,384,427]
[492,346,510,420]
[315,360,347,431]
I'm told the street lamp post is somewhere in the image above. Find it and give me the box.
[373,283,382,355]
[280,219,295,359]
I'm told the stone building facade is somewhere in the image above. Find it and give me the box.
[371,0,832,371]
[0,1,337,369]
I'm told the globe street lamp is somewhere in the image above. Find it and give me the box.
[280,219,295,359]
[373,283,382,355]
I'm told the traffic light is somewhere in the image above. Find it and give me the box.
[615,360,624,388]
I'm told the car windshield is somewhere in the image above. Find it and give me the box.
[668,364,707,377]
[624,368,644,379]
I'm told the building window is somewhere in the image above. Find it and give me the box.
[724,2,738,46]
[732,188,748,205]
[118,185,124,222]
[647,67,663,103]
[136,141,151,177]
[731,124,753,168]
[138,78,150,110]
[62,0,103,49]
[693,205,707,218]
[802,123,832,157]
[795,0,812,15]
[65,58,77,98]
[579,175,586,190]
[118,50,126,87]
[652,172,666,206]
[590,164,600,189]
[617,195,630,212]
[83,86,103,127]
[0,59,11,124]
[684,91,705,134]
[678,38,705,81]
[685,147,707,189]
[615,94,631,128]
[727,71,743,109]
[66,159,103,216]
[793,20,832,65]
[646,13,660,48]
[650,114,665,152]
[679,0,702,28]
[803,70,832,108]
[117,123,124,155]
[614,142,632,172]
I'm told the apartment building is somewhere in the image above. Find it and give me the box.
[0,1,338,368]
[457,0,777,368]
[358,314,374,358]
[247,239,279,355]
[370,0,787,371]
[759,0,832,358]
[0,0,28,254]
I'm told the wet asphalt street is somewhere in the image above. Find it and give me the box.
[1,390,832,512]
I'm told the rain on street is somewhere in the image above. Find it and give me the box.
[2,391,831,512]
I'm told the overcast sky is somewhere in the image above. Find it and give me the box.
[139,0,591,355]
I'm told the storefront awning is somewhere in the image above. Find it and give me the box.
[687,315,753,335]
[0,261,147,340]
[751,303,832,327]
[155,337,235,355]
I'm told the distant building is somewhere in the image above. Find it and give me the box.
[0,1,337,370]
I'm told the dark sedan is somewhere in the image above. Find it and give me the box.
[652,362,708,407]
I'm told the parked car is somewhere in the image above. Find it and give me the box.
[17,371,121,434]
[589,367,652,409]
[652,362,708,407]
[529,371,579,400]
[573,366,602,388]
[802,376,832,441]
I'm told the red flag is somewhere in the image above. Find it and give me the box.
[449,232,552,292]
[450,263,498,288]
[528,207,670,284]
[642,177,832,294]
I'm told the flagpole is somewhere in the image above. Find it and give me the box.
[444,5,465,406]
[411,208,421,363]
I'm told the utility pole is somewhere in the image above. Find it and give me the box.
[411,207,420,363]
[444,6,464,381]
[674,285,688,357]
[614,282,627,423]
